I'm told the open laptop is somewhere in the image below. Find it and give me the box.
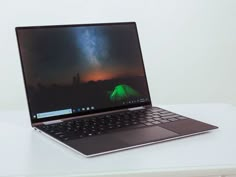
[16,22,218,157]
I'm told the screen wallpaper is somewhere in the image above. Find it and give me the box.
[17,23,150,119]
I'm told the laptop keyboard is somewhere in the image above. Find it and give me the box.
[37,107,187,142]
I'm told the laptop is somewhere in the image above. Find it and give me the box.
[16,22,218,157]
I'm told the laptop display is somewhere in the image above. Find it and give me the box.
[16,23,151,122]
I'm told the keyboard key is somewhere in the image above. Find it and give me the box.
[153,114,161,117]
[152,121,161,124]
[147,119,154,122]
[153,118,162,121]
[144,122,153,126]
[168,118,178,121]
[55,132,63,135]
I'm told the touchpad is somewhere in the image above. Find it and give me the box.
[112,126,178,145]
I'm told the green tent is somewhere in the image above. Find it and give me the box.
[109,84,140,101]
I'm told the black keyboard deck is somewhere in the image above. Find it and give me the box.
[37,107,187,142]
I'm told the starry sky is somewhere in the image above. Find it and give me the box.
[18,23,145,86]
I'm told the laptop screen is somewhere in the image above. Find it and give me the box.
[16,22,151,123]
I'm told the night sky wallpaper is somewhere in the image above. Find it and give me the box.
[17,23,150,119]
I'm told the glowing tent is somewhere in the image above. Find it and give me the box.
[109,84,140,101]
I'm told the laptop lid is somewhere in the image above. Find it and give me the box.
[16,22,152,124]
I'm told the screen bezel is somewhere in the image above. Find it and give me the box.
[15,22,152,124]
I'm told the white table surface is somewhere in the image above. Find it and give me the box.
[1,103,236,177]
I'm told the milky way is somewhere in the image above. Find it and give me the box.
[76,27,109,68]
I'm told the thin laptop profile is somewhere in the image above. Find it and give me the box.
[16,22,218,157]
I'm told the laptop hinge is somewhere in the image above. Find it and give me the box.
[128,106,145,111]
[43,120,63,125]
